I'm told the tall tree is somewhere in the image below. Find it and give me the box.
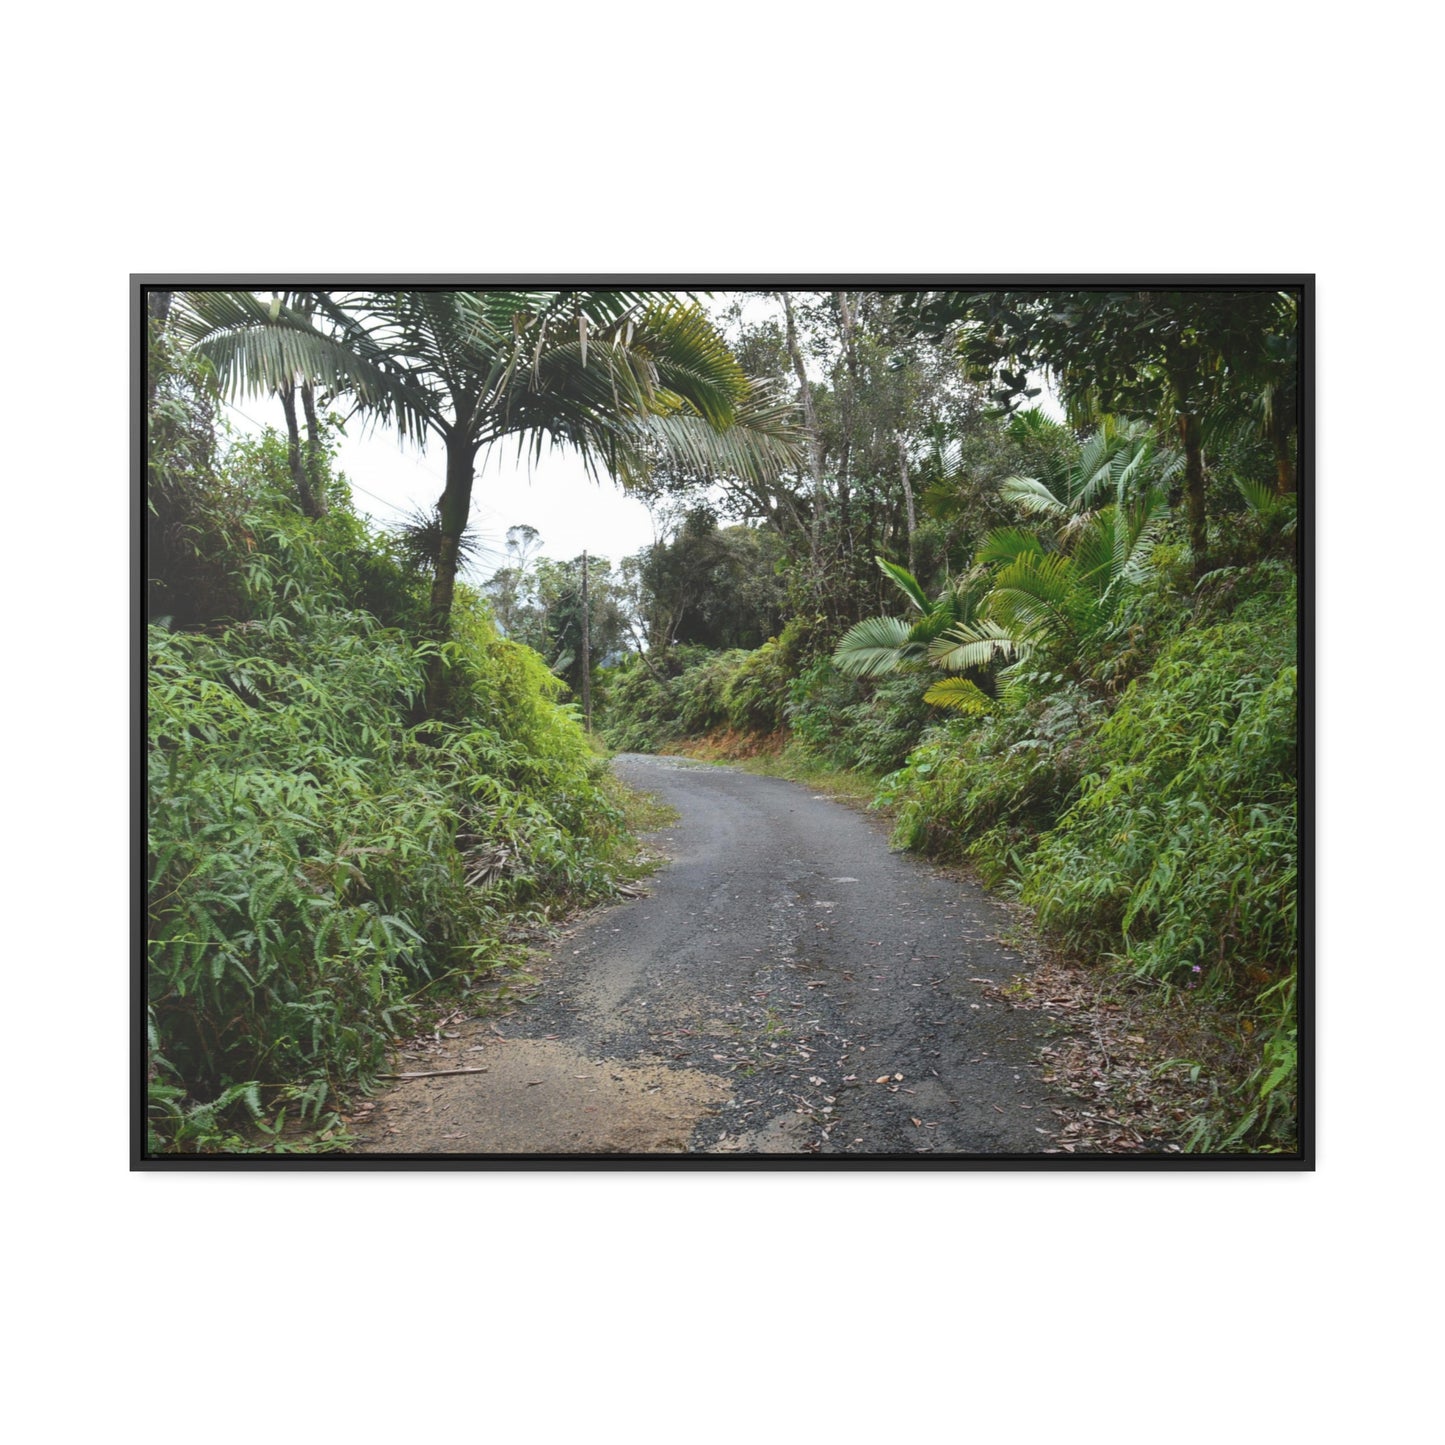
[172,290,801,708]
[628,508,786,653]
[913,288,1300,578]
[732,292,989,624]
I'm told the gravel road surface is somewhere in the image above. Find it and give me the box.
[348,754,1068,1159]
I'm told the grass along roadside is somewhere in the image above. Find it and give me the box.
[661,733,887,812]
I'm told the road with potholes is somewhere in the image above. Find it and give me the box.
[347,753,1070,1159]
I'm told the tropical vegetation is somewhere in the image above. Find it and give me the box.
[145,283,1303,1154]
[593,287,1302,1152]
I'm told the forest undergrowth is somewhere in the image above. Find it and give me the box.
[597,550,1299,1152]
[146,351,645,1153]
[147,284,1302,1157]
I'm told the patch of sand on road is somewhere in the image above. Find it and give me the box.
[349,1035,732,1155]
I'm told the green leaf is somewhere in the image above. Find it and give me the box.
[875,557,931,614]
[833,615,915,677]
[922,677,993,714]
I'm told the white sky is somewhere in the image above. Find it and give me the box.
[224,387,662,578]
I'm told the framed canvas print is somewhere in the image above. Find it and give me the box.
[135,276,1309,1169]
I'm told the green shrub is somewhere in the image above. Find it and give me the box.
[723,638,790,733]
[1020,576,1297,990]
[787,658,934,775]
[595,658,685,753]
[885,682,1108,885]
[148,443,628,1151]
[677,648,749,733]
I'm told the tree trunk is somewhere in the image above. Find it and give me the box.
[278,383,324,518]
[779,293,827,591]
[1269,401,1296,496]
[300,381,329,516]
[1179,412,1208,578]
[429,432,479,633]
[146,291,173,414]
[897,435,917,575]
[580,550,592,732]
[834,291,857,567]
[424,430,480,715]
[625,621,667,684]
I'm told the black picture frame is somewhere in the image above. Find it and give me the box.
[134,274,1311,1171]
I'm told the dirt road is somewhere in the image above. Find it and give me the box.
[347,754,1068,1159]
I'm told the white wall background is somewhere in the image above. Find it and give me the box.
[7,5,1435,1443]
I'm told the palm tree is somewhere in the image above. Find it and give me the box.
[995,412,1179,538]
[929,489,1170,687]
[832,558,999,713]
[171,290,800,672]
[837,416,1177,710]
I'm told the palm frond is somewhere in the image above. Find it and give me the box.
[619,377,803,490]
[1069,511,1122,598]
[1071,425,1118,508]
[944,566,995,627]
[977,526,1047,567]
[988,551,1083,641]
[922,677,993,714]
[1115,488,1171,586]
[1066,493,1168,599]
[876,556,932,614]
[927,619,1025,674]
[635,298,751,428]
[1108,431,1171,507]
[1006,409,1067,446]
[999,473,1068,517]
[173,291,444,447]
[1234,473,1282,515]
[833,615,917,677]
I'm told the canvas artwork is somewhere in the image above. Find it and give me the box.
[137,277,1307,1169]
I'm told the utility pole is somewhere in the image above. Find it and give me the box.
[580,550,591,733]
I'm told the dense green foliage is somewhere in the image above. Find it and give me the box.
[148,285,1302,1156]
[593,287,1302,1153]
[627,508,788,651]
[1022,568,1297,984]
[146,353,630,1152]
